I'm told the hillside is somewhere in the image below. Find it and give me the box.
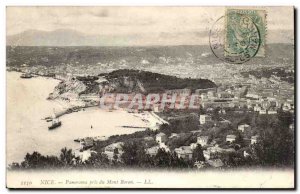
[49,69,216,103]
[103,69,216,93]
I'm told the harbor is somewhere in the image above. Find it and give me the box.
[6,71,150,164]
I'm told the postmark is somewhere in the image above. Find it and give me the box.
[209,16,256,64]
[225,8,266,57]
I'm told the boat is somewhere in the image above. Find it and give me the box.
[20,73,33,79]
[48,109,62,130]
[48,118,61,130]
[46,118,53,122]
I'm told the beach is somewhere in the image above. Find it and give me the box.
[6,72,149,164]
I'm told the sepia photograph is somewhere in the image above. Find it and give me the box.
[5,6,295,189]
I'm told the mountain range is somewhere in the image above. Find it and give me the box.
[7,29,120,46]
[7,29,294,46]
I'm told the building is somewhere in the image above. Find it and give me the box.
[267,109,277,114]
[226,135,236,143]
[254,105,261,112]
[74,149,97,162]
[104,142,124,161]
[243,150,250,158]
[195,88,217,95]
[283,100,294,111]
[158,142,170,152]
[197,136,209,146]
[203,150,219,160]
[251,136,259,144]
[217,92,233,99]
[199,114,212,124]
[165,89,191,96]
[218,108,226,114]
[200,93,208,100]
[156,132,167,143]
[259,109,267,114]
[246,93,260,99]
[174,146,193,160]
[79,137,94,150]
[144,136,154,141]
[238,124,251,133]
[203,145,235,160]
[146,146,160,156]
[190,143,198,150]
[207,91,216,98]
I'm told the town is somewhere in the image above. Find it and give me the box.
[8,64,294,170]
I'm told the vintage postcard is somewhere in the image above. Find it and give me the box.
[6,6,295,189]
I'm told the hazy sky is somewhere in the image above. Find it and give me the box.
[7,6,294,45]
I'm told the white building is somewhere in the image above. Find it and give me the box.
[203,145,235,160]
[199,114,212,124]
[197,136,209,146]
[146,146,160,156]
[259,109,267,114]
[267,109,277,114]
[251,136,259,144]
[254,105,261,112]
[238,124,251,132]
[190,143,198,150]
[226,135,236,143]
[243,150,250,158]
[74,149,96,162]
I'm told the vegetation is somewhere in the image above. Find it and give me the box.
[9,107,294,170]
[251,110,294,166]
[104,69,216,93]
[192,144,205,162]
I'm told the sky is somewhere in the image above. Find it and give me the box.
[6,6,294,46]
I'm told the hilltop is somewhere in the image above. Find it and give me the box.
[102,69,216,93]
[49,69,216,103]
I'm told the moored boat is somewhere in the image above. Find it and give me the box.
[48,109,62,130]
[20,73,33,79]
[48,119,61,130]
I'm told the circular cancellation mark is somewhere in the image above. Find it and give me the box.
[209,16,261,64]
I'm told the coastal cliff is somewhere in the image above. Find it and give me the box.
[48,69,216,102]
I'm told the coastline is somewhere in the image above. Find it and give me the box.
[6,71,150,164]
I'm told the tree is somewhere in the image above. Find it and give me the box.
[212,107,221,121]
[277,109,293,128]
[121,142,139,166]
[192,144,205,162]
[154,148,170,167]
[86,152,109,168]
[252,123,294,166]
[59,147,74,167]
[113,148,119,165]
[199,105,206,114]
[22,151,43,169]
[234,132,244,147]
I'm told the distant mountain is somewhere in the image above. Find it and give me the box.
[7,29,294,46]
[7,29,105,46]
[6,44,294,69]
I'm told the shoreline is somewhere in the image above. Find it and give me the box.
[6,71,151,164]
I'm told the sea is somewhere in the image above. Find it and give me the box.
[6,71,148,164]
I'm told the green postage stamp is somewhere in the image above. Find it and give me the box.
[225,8,266,58]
